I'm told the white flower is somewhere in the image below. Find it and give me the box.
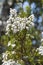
[7,24,11,27]
[28,14,34,22]
[8,41,11,46]
[20,22,26,30]
[10,8,17,17]
[2,53,7,60]
[11,18,15,22]
[41,32,43,35]
[2,59,21,65]
[15,17,21,21]
[13,28,19,33]
[2,52,8,62]
[6,27,9,32]
[41,38,43,42]
[26,20,30,24]
[30,22,34,26]
[37,46,43,55]
[5,32,9,35]
[26,26,29,30]
[7,20,11,24]
[6,24,11,32]
[11,44,16,48]
[11,51,16,54]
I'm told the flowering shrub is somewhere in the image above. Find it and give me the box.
[1,8,43,65]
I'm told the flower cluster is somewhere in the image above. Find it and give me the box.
[2,50,16,62]
[7,41,16,48]
[2,59,21,65]
[37,46,43,55]
[2,51,18,65]
[6,8,34,35]
[2,51,9,62]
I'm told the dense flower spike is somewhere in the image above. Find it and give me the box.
[6,8,34,35]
